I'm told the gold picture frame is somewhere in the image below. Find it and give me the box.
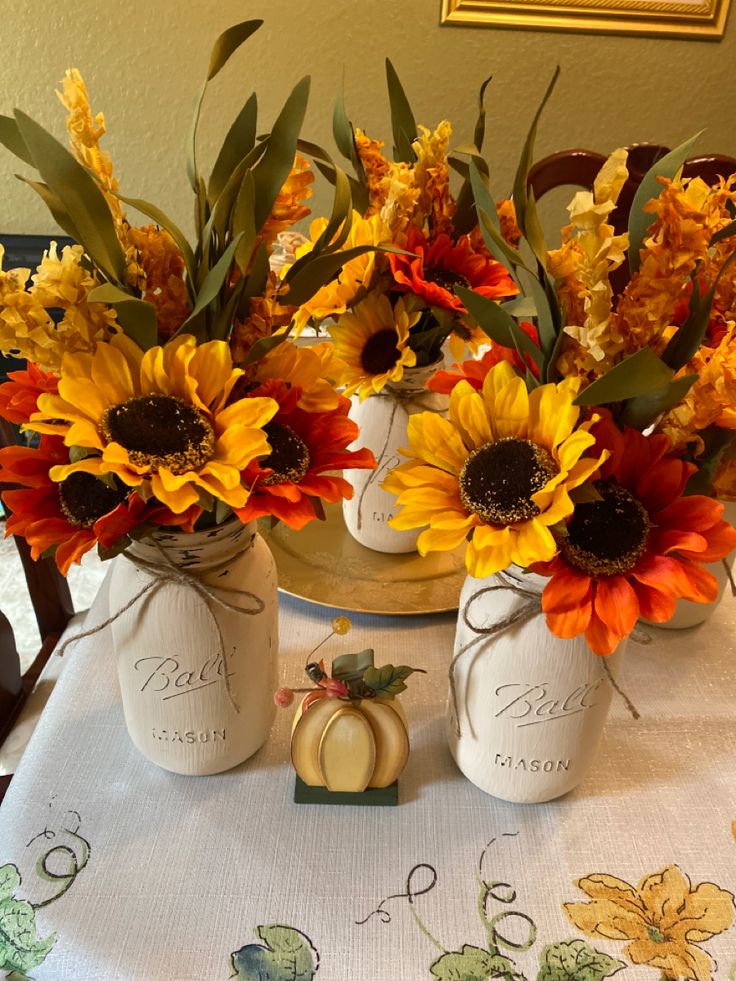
[440,0,732,39]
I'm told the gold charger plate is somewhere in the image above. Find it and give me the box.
[260,504,466,615]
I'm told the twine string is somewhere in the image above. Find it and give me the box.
[449,570,639,739]
[56,535,265,714]
[355,385,441,531]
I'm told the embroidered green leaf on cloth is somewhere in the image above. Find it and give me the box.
[0,864,56,974]
[429,944,516,981]
[230,924,318,980]
[537,939,626,981]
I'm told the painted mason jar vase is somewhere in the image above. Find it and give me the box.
[110,519,278,775]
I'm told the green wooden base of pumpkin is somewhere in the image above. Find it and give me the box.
[293,775,399,806]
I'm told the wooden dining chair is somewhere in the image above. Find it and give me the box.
[0,416,74,801]
[528,142,736,236]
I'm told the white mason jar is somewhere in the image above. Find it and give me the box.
[448,569,625,803]
[342,360,447,553]
[110,519,278,775]
[647,500,736,630]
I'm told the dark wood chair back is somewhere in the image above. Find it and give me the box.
[527,143,736,236]
[0,416,74,764]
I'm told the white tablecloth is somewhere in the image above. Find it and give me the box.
[1,576,736,980]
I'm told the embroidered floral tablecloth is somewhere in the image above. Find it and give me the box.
[1,580,736,981]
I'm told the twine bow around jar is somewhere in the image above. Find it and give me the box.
[57,535,265,713]
[448,570,641,739]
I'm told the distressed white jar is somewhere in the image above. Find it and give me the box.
[448,569,625,803]
[648,500,736,630]
[109,519,278,775]
[342,361,446,553]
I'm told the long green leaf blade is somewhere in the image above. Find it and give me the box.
[457,285,542,373]
[282,244,374,307]
[385,59,417,163]
[14,111,126,284]
[206,20,263,80]
[88,283,158,350]
[333,76,354,162]
[0,115,34,166]
[511,66,560,238]
[628,132,702,274]
[181,232,243,329]
[16,176,81,242]
[621,373,698,429]
[252,76,310,230]
[574,347,673,405]
[116,192,196,291]
[207,92,258,206]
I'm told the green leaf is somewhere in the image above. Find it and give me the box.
[524,186,549,268]
[15,176,81,243]
[0,897,56,973]
[281,244,375,308]
[114,192,196,290]
[621,373,697,430]
[452,76,492,236]
[14,111,126,283]
[331,648,374,683]
[232,170,258,273]
[473,75,493,154]
[181,233,243,330]
[573,347,673,406]
[385,59,417,163]
[243,326,293,365]
[333,75,355,162]
[685,426,736,495]
[662,250,736,370]
[537,939,625,981]
[253,76,310,231]
[430,945,516,981]
[362,664,423,699]
[456,286,542,374]
[502,296,538,318]
[628,132,702,275]
[87,283,157,350]
[187,81,207,192]
[230,924,318,980]
[711,218,736,246]
[511,66,560,239]
[0,115,34,167]
[207,20,263,81]
[526,268,557,360]
[310,164,353,254]
[208,92,258,206]
[0,867,20,904]
[477,209,524,282]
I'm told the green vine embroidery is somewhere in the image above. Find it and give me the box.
[230,925,319,980]
[1,808,90,979]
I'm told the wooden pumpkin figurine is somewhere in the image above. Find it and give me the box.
[275,618,424,802]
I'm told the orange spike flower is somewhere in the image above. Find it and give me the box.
[533,413,736,655]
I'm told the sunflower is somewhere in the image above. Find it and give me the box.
[234,379,375,530]
[533,413,736,655]
[383,361,605,577]
[0,436,200,574]
[0,363,59,425]
[25,334,278,514]
[328,292,419,400]
[388,226,518,314]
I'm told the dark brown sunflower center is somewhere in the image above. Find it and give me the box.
[424,267,470,292]
[360,328,401,375]
[459,437,558,525]
[58,472,128,529]
[261,423,310,486]
[561,481,651,577]
[101,394,214,475]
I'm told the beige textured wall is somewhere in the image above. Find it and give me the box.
[1,0,734,240]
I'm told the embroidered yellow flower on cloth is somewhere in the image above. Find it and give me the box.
[383,361,604,577]
[26,334,278,514]
[564,865,736,981]
[328,292,419,400]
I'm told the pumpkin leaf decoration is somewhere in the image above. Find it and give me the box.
[363,664,425,699]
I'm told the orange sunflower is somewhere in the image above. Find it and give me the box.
[427,321,540,395]
[533,413,736,655]
[388,226,518,314]
[235,379,375,530]
[0,436,200,574]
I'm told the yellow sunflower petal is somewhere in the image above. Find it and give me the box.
[528,377,581,449]
[406,411,467,475]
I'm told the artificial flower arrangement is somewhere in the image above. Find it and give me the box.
[382,71,736,657]
[0,19,379,573]
[286,66,520,397]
